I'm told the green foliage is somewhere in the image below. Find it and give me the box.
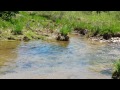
[113,59,120,74]
[114,11,120,20]
[13,23,23,35]
[60,25,71,35]
[1,11,120,40]
[0,19,13,29]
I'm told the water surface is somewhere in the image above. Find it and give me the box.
[0,35,120,79]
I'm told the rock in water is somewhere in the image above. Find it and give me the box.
[23,36,30,41]
[103,33,112,40]
[56,33,61,40]
[80,29,88,35]
[112,71,120,79]
[8,36,15,40]
[64,35,69,41]
[56,33,69,41]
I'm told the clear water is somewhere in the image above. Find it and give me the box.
[0,35,120,79]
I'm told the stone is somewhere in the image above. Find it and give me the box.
[112,71,120,79]
[23,36,30,41]
[79,29,88,35]
[74,28,89,36]
[113,33,120,37]
[7,36,15,40]
[56,33,69,41]
[64,35,69,41]
[103,33,112,40]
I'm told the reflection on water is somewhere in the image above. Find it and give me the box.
[0,41,20,70]
[0,35,120,79]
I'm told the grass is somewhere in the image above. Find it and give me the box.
[13,22,23,35]
[60,25,71,35]
[0,11,50,40]
[113,59,120,74]
[38,11,120,36]
[24,31,37,40]
[112,59,120,79]
[1,11,120,40]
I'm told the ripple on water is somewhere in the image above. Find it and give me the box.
[0,36,119,78]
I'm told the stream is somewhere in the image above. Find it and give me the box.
[0,35,120,79]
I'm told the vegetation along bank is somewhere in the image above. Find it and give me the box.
[1,11,120,42]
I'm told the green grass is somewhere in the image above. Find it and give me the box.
[40,11,120,36]
[1,11,120,40]
[113,59,120,74]
[60,25,71,35]
[13,23,23,35]
[112,59,120,79]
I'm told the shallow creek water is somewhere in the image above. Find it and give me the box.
[0,35,120,79]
